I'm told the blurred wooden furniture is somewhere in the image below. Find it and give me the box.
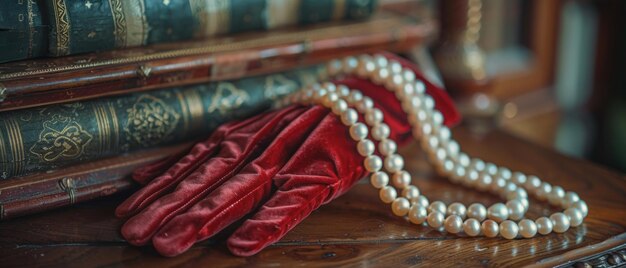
[0,125,624,267]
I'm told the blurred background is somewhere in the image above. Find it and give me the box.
[392,0,625,172]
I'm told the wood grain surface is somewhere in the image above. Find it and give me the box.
[0,126,624,267]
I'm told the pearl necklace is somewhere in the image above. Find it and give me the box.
[275,54,588,239]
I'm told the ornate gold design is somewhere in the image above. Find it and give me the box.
[175,91,191,133]
[0,83,6,103]
[30,115,93,162]
[26,0,36,57]
[108,103,120,151]
[264,74,299,100]
[0,128,8,179]
[0,16,404,80]
[190,0,230,37]
[266,0,300,28]
[108,0,127,47]
[5,119,25,176]
[207,83,249,115]
[121,0,148,46]
[137,65,152,78]
[58,177,76,204]
[93,104,115,154]
[51,0,71,56]
[124,95,180,146]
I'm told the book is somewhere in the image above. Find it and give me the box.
[0,0,378,62]
[0,65,326,179]
[0,0,48,62]
[0,143,192,220]
[0,9,434,112]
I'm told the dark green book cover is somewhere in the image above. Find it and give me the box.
[0,0,48,62]
[44,0,377,56]
[0,65,327,179]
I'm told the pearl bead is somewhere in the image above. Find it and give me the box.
[497,167,512,180]
[397,83,415,100]
[386,74,404,91]
[499,220,519,239]
[457,153,470,167]
[485,163,498,176]
[463,218,481,236]
[467,203,487,221]
[550,212,570,233]
[413,195,429,208]
[392,197,411,216]
[506,188,528,200]
[451,166,466,184]
[372,123,391,140]
[563,192,580,208]
[506,199,525,221]
[536,217,553,235]
[463,169,480,187]
[322,82,337,92]
[428,201,447,214]
[356,97,374,112]
[477,173,493,191]
[512,172,527,185]
[445,215,463,234]
[356,58,376,77]
[337,85,350,97]
[423,95,435,110]
[491,177,507,193]
[402,185,420,200]
[447,202,467,219]
[389,61,403,73]
[414,80,426,94]
[326,59,342,76]
[349,123,368,141]
[365,108,384,126]
[391,170,411,188]
[384,154,404,173]
[347,90,363,104]
[571,200,588,217]
[536,182,552,201]
[439,127,452,141]
[403,69,416,82]
[342,56,358,73]
[471,158,486,172]
[408,205,428,224]
[331,99,348,114]
[364,155,383,172]
[379,186,397,204]
[356,139,375,157]
[565,208,584,227]
[482,220,500,238]
[524,175,542,190]
[432,111,444,126]
[370,171,389,189]
[379,139,397,156]
[445,141,460,158]
[322,92,339,107]
[374,54,388,68]
[427,211,445,228]
[518,219,538,238]
[487,203,509,223]
[404,95,422,113]
[340,108,358,126]
[372,68,390,85]
[548,186,565,207]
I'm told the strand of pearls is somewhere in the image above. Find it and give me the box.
[275,54,588,240]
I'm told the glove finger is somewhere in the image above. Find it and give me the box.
[151,106,331,257]
[120,106,311,246]
[227,113,366,256]
[227,183,330,257]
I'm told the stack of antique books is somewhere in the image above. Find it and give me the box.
[0,0,433,220]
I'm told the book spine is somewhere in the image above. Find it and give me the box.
[45,0,378,56]
[0,0,48,62]
[0,66,326,179]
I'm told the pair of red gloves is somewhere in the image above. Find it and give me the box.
[115,53,460,257]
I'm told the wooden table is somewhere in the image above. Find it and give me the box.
[1,126,625,267]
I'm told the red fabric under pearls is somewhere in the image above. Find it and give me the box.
[116,53,461,257]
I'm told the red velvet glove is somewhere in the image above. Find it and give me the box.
[116,53,460,257]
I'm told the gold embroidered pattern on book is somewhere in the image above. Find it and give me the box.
[0,83,6,103]
[124,95,180,146]
[0,17,403,79]
[263,74,298,100]
[190,0,231,37]
[0,128,8,179]
[207,83,249,115]
[121,0,148,46]
[93,104,114,154]
[5,119,25,175]
[108,0,127,47]
[108,103,120,151]
[26,0,36,57]
[29,115,93,162]
[332,0,347,20]
[52,0,71,55]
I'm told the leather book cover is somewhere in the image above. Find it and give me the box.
[0,9,435,112]
[0,143,191,220]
